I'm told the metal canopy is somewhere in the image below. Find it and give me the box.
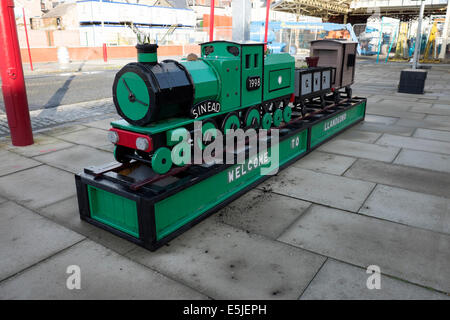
[350,8,447,19]
[271,0,448,19]
[271,0,353,17]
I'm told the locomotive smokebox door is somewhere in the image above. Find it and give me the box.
[310,39,358,89]
[112,44,194,126]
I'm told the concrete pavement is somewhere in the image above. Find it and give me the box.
[0,61,449,299]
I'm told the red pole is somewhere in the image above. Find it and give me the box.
[209,0,215,42]
[264,0,271,52]
[22,7,33,71]
[0,0,33,146]
[103,43,108,62]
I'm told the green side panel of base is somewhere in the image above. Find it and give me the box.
[154,129,308,240]
[310,101,366,148]
[87,185,139,238]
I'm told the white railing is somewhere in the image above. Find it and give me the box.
[351,0,448,9]
[76,0,196,27]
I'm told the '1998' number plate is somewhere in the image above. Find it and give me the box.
[246,76,261,91]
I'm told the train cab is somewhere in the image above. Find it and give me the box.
[200,40,265,112]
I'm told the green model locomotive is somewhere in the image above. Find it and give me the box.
[108,40,346,174]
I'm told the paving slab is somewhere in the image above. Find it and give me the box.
[3,134,73,157]
[84,117,119,131]
[0,201,84,282]
[418,98,442,104]
[376,134,450,155]
[413,128,450,142]
[259,167,375,212]
[424,114,450,124]
[352,122,415,137]
[34,145,113,174]
[366,96,383,104]
[353,89,380,97]
[38,197,137,254]
[382,95,423,102]
[381,100,432,109]
[432,103,450,110]
[366,106,426,120]
[126,219,326,299]
[360,185,450,234]
[216,189,311,239]
[0,165,76,209]
[377,99,425,110]
[57,127,109,148]
[97,143,114,153]
[291,151,356,175]
[333,129,382,144]
[395,118,450,132]
[0,239,207,300]
[410,105,450,116]
[345,159,450,199]
[300,259,449,300]
[83,224,138,255]
[364,114,399,125]
[394,149,450,174]
[44,124,87,137]
[318,139,400,162]
[37,197,95,235]
[437,96,450,103]
[0,150,41,177]
[278,205,450,293]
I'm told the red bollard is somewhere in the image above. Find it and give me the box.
[209,0,215,42]
[0,0,33,146]
[23,7,33,71]
[103,43,108,62]
[264,0,271,52]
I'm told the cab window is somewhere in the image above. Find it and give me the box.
[245,54,250,69]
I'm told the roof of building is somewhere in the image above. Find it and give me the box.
[42,2,76,18]
[166,0,189,9]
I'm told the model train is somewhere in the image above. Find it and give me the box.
[108,40,357,174]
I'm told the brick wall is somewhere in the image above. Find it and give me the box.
[20,44,201,63]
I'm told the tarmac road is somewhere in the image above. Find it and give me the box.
[0,69,118,111]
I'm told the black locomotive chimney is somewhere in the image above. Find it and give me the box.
[136,43,158,65]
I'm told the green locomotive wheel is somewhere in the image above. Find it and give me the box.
[261,113,272,130]
[114,145,133,163]
[221,112,240,134]
[196,120,218,150]
[245,107,261,129]
[152,147,172,174]
[283,107,292,123]
[273,108,283,127]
